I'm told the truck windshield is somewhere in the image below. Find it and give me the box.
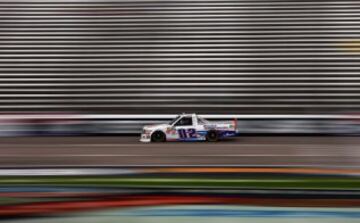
[169,115,180,125]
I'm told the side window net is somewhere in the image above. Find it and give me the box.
[175,117,193,126]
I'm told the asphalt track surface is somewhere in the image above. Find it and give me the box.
[0,136,359,168]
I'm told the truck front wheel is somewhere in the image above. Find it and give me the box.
[151,131,166,142]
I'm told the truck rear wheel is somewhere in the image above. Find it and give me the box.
[206,130,218,142]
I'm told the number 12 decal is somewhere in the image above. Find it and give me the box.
[178,129,196,138]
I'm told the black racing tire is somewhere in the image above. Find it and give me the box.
[151,131,166,142]
[206,130,218,142]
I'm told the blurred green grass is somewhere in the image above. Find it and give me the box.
[0,176,359,190]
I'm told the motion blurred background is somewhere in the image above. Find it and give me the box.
[0,0,360,135]
[0,0,359,222]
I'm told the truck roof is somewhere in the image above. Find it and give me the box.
[179,113,196,117]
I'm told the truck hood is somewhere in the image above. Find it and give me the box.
[143,123,170,131]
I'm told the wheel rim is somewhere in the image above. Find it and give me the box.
[152,132,164,142]
[207,131,217,141]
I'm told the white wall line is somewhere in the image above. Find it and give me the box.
[0,114,358,120]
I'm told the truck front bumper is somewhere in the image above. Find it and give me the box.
[140,133,151,143]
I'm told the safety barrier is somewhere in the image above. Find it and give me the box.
[0,114,359,135]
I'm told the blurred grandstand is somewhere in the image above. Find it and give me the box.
[0,0,360,135]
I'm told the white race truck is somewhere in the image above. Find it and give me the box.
[140,113,238,142]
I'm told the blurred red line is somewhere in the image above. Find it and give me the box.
[0,195,220,217]
[0,195,359,217]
